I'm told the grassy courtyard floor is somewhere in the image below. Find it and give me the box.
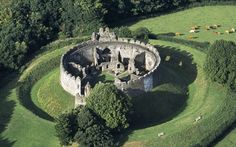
[130,6,236,43]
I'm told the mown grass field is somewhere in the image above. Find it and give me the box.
[0,5,236,147]
[130,6,236,43]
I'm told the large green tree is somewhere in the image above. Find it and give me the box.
[204,40,236,91]
[74,107,114,147]
[55,108,78,145]
[86,83,132,130]
[55,106,114,146]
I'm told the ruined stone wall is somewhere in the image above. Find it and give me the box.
[60,37,161,98]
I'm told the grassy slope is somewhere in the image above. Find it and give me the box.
[0,78,59,147]
[130,6,236,43]
[30,68,115,118]
[31,68,74,118]
[123,40,236,147]
[0,46,75,147]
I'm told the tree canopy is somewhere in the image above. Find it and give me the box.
[204,40,236,92]
[86,83,132,130]
[55,106,114,146]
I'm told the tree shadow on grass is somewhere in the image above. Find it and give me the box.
[118,45,197,145]
[0,77,17,146]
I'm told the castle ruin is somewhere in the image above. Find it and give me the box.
[60,27,161,106]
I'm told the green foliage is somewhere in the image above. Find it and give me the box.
[74,107,114,147]
[204,40,236,92]
[86,83,132,130]
[60,0,106,37]
[132,27,150,43]
[112,26,133,38]
[55,106,114,146]
[55,109,79,145]
[0,0,61,69]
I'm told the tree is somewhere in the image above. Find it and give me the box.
[61,0,107,37]
[204,40,236,92]
[74,107,114,147]
[227,55,236,91]
[0,0,61,70]
[86,83,132,130]
[55,106,114,146]
[55,109,79,146]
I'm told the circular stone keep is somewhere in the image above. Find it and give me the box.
[60,27,161,106]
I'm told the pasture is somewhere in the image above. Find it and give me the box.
[130,6,236,43]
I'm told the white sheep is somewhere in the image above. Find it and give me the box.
[158,132,165,137]
[195,116,202,122]
[189,29,196,33]
[231,28,235,33]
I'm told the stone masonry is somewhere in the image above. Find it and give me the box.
[60,27,161,107]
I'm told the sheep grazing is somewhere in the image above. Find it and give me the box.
[189,29,196,33]
[205,26,211,30]
[195,116,202,122]
[213,31,221,35]
[231,28,235,33]
[191,25,199,30]
[158,132,165,137]
[213,24,221,28]
[175,32,181,36]
[225,30,230,34]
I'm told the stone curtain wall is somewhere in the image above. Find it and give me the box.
[60,38,161,97]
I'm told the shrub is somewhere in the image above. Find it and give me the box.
[133,27,150,43]
[86,83,132,131]
[112,26,133,38]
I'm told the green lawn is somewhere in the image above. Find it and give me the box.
[130,6,236,43]
[122,40,236,147]
[0,45,75,147]
[30,69,115,118]
[0,77,59,147]
[97,71,115,83]
[31,68,74,118]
